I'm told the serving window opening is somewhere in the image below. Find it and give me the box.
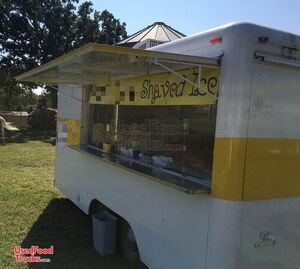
[85,67,219,192]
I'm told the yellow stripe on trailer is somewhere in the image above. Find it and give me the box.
[244,138,300,200]
[212,137,300,201]
[211,137,247,201]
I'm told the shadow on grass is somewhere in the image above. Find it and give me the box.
[3,129,56,145]
[21,198,147,269]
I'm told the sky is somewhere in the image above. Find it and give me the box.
[34,0,300,95]
[83,0,300,36]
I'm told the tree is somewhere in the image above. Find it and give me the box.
[0,67,39,111]
[98,9,127,45]
[0,0,127,109]
[74,3,127,46]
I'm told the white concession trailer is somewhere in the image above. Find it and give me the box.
[16,23,300,269]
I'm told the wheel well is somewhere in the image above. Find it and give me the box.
[88,199,140,263]
[88,199,104,216]
[88,199,119,219]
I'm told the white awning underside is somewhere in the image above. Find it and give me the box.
[16,43,220,85]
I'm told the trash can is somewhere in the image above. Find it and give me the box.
[92,211,118,256]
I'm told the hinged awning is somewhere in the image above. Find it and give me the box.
[15,43,220,85]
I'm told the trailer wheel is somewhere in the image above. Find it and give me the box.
[119,220,140,263]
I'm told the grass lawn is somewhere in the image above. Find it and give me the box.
[0,131,146,269]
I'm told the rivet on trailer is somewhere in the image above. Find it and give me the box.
[16,22,300,269]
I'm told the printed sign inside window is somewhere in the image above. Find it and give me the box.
[89,67,219,106]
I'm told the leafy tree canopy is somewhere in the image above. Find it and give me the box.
[0,0,127,109]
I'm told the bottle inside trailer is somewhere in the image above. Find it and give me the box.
[16,23,300,269]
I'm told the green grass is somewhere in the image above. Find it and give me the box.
[0,131,146,269]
